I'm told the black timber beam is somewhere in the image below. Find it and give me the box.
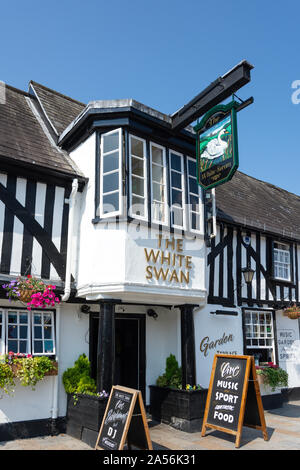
[171,60,254,131]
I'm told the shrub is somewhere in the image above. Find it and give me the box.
[156,354,182,389]
[62,353,96,395]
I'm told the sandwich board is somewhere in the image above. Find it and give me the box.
[201,354,268,448]
[95,385,152,451]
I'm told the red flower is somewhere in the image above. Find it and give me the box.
[27,275,32,279]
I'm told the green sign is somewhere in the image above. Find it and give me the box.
[194,100,239,190]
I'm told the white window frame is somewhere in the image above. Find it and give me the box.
[100,128,123,219]
[169,150,186,230]
[2,309,55,356]
[187,157,202,234]
[0,310,4,354]
[6,310,31,355]
[150,142,169,226]
[244,309,276,363]
[32,311,56,356]
[128,134,148,221]
[273,242,291,282]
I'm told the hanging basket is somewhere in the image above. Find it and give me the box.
[18,289,35,303]
[283,304,300,320]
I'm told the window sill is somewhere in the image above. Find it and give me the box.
[270,277,295,287]
[10,360,58,377]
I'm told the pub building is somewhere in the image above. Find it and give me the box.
[0,68,299,442]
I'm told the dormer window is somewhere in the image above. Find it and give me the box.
[100,129,122,218]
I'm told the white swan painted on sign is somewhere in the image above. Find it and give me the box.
[202,128,229,160]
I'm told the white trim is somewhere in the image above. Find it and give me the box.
[28,83,59,136]
[5,310,31,355]
[0,309,4,354]
[150,142,169,226]
[187,156,202,234]
[273,242,291,282]
[169,150,186,230]
[128,134,148,221]
[77,281,207,306]
[100,128,123,219]
[32,311,56,356]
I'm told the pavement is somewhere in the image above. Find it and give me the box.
[1,400,300,451]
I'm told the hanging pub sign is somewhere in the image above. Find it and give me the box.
[201,354,268,448]
[194,100,239,190]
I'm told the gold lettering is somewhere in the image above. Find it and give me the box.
[180,270,189,284]
[157,234,163,248]
[153,267,169,281]
[144,248,160,263]
[160,250,171,265]
[165,237,175,251]
[185,256,192,269]
[177,239,183,252]
[146,266,152,279]
[169,269,179,283]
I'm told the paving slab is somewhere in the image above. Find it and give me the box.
[0,401,299,450]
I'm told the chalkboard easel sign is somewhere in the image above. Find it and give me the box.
[201,354,268,448]
[95,386,153,451]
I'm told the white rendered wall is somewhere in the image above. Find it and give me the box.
[194,304,244,389]
[70,132,206,307]
[275,310,300,389]
[0,302,89,424]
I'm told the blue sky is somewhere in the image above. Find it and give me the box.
[1,1,300,195]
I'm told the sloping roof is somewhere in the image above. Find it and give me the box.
[216,171,300,241]
[0,85,83,177]
[29,81,86,135]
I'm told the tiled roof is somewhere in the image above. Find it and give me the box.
[29,81,86,136]
[0,85,83,177]
[216,171,300,241]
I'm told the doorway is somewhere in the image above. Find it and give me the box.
[89,313,146,398]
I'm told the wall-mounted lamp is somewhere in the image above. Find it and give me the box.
[147,309,158,319]
[241,265,255,284]
[80,304,91,314]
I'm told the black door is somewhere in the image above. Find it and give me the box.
[89,313,145,399]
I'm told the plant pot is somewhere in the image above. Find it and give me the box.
[149,385,208,433]
[66,393,108,447]
[283,305,300,319]
[10,360,58,377]
[18,289,35,303]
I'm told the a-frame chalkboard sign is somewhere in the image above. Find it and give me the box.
[201,354,268,448]
[95,386,153,451]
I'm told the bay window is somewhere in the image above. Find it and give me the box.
[150,143,168,225]
[1,309,55,356]
[187,157,202,232]
[129,135,148,220]
[169,151,186,229]
[100,128,122,218]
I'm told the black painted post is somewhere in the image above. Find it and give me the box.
[97,301,116,394]
[180,304,196,389]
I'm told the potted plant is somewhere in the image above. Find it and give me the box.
[149,354,208,433]
[0,352,58,396]
[2,275,60,310]
[283,304,300,320]
[256,363,288,392]
[63,354,108,447]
